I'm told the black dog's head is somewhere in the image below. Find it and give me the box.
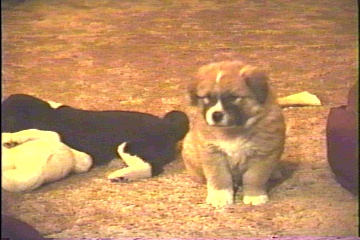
[1,94,57,132]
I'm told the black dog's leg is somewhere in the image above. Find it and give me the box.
[107,142,153,182]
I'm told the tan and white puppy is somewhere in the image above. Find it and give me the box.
[182,61,286,208]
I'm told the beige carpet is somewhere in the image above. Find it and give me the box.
[2,0,358,238]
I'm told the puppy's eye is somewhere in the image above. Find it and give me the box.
[228,95,242,103]
[201,97,210,104]
[197,95,211,104]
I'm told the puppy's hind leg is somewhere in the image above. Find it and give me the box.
[107,142,152,182]
[71,149,93,173]
[2,167,43,192]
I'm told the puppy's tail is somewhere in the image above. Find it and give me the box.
[162,110,190,142]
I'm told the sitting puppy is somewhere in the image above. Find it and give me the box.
[2,94,190,181]
[2,129,92,192]
[182,61,286,208]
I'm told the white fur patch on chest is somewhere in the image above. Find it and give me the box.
[212,137,254,164]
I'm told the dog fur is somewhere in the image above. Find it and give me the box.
[2,94,189,182]
[182,61,286,208]
[2,129,92,192]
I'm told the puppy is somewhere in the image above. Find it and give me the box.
[182,61,286,208]
[2,129,92,192]
[2,94,189,182]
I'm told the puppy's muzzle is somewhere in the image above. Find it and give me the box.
[205,100,230,126]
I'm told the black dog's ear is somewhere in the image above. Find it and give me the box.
[1,94,56,132]
[240,66,269,104]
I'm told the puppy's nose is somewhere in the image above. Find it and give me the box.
[212,111,224,123]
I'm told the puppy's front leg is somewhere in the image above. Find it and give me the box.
[203,156,234,208]
[108,143,152,182]
[242,160,274,206]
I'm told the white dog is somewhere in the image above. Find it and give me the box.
[2,129,92,192]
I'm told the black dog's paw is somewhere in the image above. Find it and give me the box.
[109,176,129,183]
[107,169,135,183]
[107,165,152,183]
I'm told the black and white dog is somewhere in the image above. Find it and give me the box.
[2,94,189,182]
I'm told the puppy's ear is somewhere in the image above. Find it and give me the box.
[240,66,269,104]
[187,82,199,106]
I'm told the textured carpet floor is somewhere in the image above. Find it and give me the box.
[1,0,358,238]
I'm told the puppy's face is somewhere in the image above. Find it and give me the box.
[189,61,269,128]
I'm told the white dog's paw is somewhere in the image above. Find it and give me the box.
[71,150,93,173]
[243,195,269,205]
[206,188,234,208]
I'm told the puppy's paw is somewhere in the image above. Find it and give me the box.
[243,195,269,205]
[46,100,64,109]
[108,171,130,182]
[206,188,234,208]
[107,165,151,183]
[108,168,134,182]
[109,145,153,183]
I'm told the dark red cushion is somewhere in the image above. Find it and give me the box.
[326,83,358,195]
[346,82,358,110]
[1,215,47,239]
